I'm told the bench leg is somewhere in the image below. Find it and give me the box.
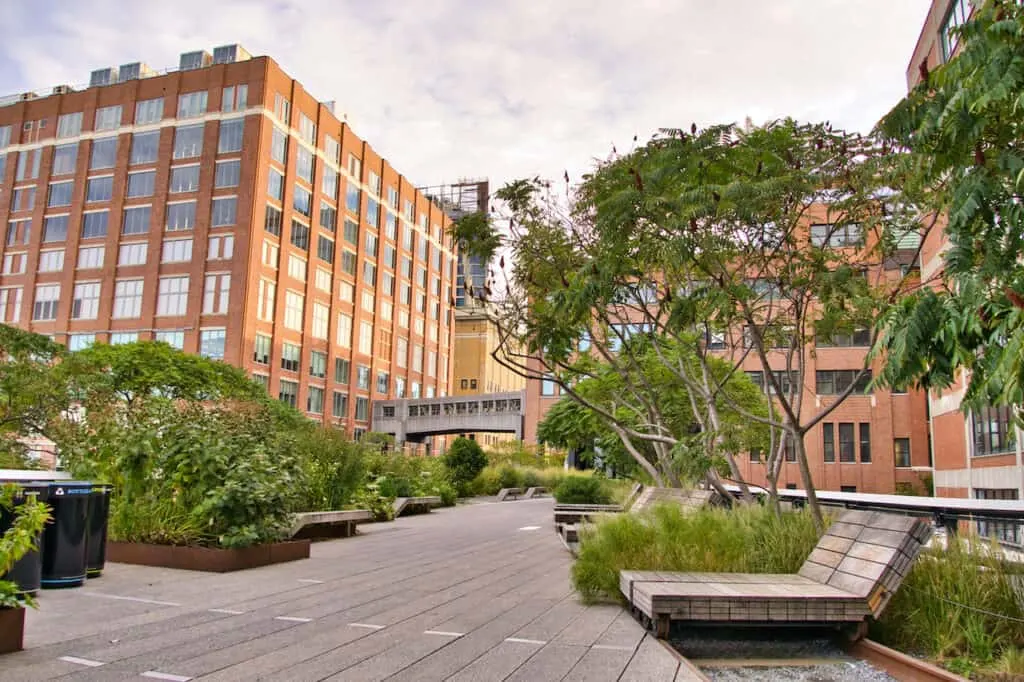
[655,614,671,639]
[842,621,869,642]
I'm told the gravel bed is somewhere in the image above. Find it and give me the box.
[703,661,895,682]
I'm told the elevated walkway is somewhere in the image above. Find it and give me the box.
[371,390,526,443]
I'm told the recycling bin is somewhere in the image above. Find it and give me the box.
[86,484,113,578]
[40,481,91,588]
[0,481,49,595]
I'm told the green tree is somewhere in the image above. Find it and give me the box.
[443,437,488,493]
[461,120,916,528]
[874,1,1024,412]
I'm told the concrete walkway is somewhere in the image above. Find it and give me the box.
[1,498,698,681]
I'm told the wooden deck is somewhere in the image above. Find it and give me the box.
[1,498,702,680]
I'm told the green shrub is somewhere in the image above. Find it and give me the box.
[0,484,51,608]
[472,467,503,496]
[571,504,821,602]
[433,481,458,507]
[498,465,525,490]
[522,469,541,488]
[554,476,612,505]
[294,428,366,512]
[443,437,488,488]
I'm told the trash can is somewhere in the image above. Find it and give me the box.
[86,484,113,578]
[40,481,91,588]
[0,481,49,595]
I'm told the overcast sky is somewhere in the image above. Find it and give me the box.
[0,0,931,191]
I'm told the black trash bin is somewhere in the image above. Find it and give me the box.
[0,481,49,595]
[86,484,112,578]
[40,481,91,588]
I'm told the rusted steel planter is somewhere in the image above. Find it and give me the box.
[106,540,310,573]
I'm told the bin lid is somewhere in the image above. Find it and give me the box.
[0,480,51,501]
[46,481,93,497]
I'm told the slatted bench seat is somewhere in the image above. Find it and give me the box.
[393,496,442,517]
[620,510,932,638]
[496,487,523,501]
[289,510,374,539]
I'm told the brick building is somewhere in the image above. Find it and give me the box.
[0,46,457,439]
[905,0,1024,518]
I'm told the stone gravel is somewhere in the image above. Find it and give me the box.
[703,661,895,682]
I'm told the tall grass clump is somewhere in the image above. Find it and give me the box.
[571,504,822,602]
[872,539,1024,675]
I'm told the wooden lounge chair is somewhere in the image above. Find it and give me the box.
[620,509,933,638]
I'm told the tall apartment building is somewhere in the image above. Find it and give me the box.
[905,0,1023,516]
[0,46,458,439]
[523,206,933,494]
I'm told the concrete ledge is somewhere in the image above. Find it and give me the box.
[497,487,523,501]
[393,496,442,517]
[107,540,310,573]
[524,486,548,498]
[289,510,373,539]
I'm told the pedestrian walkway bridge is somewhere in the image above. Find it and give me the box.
[371,391,526,443]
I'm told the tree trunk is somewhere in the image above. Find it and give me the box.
[792,426,824,532]
[705,469,734,504]
[611,424,665,487]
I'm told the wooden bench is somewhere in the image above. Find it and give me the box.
[496,487,523,501]
[289,510,374,539]
[393,496,442,517]
[620,510,933,638]
[524,486,548,499]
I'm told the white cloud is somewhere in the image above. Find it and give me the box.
[0,0,931,190]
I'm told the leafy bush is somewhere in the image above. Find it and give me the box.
[498,465,525,490]
[0,483,50,609]
[443,437,488,491]
[571,504,821,602]
[554,476,612,505]
[354,483,395,522]
[294,428,366,512]
[522,469,541,488]
[433,481,458,507]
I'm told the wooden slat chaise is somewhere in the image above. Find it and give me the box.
[620,510,933,638]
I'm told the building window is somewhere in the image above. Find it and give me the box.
[211,197,237,227]
[332,391,348,418]
[110,332,138,345]
[127,170,155,197]
[281,343,301,373]
[363,261,377,287]
[218,119,244,154]
[377,371,389,394]
[296,147,314,183]
[311,302,329,339]
[335,358,350,384]
[43,215,69,242]
[356,365,370,390]
[199,329,226,360]
[320,202,337,232]
[215,159,240,188]
[166,201,197,231]
[221,84,248,112]
[86,136,115,171]
[290,220,310,251]
[396,337,408,368]
[274,93,291,123]
[838,423,856,463]
[253,334,271,365]
[271,126,288,165]
[287,254,307,282]
[169,165,200,193]
[48,181,74,208]
[972,406,1017,457]
[279,379,298,408]
[86,176,113,203]
[122,205,151,235]
[974,488,1019,544]
[395,377,406,398]
[268,168,284,201]
[52,143,78,175]
[202,273,230,314]
[173,124,204,159]
[316,236,335,264]
[817,328,871,348]
[12,187,35,212]
[208,234,234,260]
[156,276,190,316]
[130,131,160,165]
[117,242,148,266]
[154,330,184,349]
[894,438,911,468]
[68,334,95,352]
[32,284,60,321]
[257,279,276,321]
[337,312,353,347]
[177,91,208,118]
[265,204,282,236]
[355,397,369,422]
[823,423,835,463]
[323,168,339,201]
[941,0,971,61]
[57,112,83,139]
[0,287,23,324]
[343,218,358,245]
[80,211,108,240]
[815,370,872,395]
[284,291,304,331]
[294,185,312,217]
[359,321,373,355]
[348,154,362,179]
[315,268,331,293]
[135,98,163,125]
[16,149,41,181]
[840,486,857,494]
[346,184,361,214]
[307,385,324,414]
[94,105,122,131]
[310,350,327,379]
[541,376,556,396]
[262,240,279,269]
[859,423,871,463]
[2,253,25,275]
[341,250,357,276]
[76,245,104,269]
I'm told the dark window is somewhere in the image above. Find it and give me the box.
[290,220,310,250]
[817,328,871,347]
[334,357,350,384]
[839,423,855,463]
[783,437,796,462]
[253,334,271,365]
[377,371,389,394]
[823,423,835,463]
[785,483,797,490]
[320,201,336,231]
[810,223,862,248]
[840,485,857,493]
[894,438,911,468]
[972,405,1017,457]
[332,391,348,418]
[859,423,871,463]
[355,396,369,422]
[749,448,761,463]
[281,343,300,373]
[264,205,282,236]
[816,370,872,395]
[306,386,324,414]
[974,488,1020,544]
[317,236,335,264]
[278,379,298,408]
[310,350,327,379]
[343,218,358,244]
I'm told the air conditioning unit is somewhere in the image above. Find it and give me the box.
[212,44,252,65]
[89,68,118,87]
[179,50,212,71]
[118,62,148,81]
[18,92,37,102]
[52,85,74,95]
